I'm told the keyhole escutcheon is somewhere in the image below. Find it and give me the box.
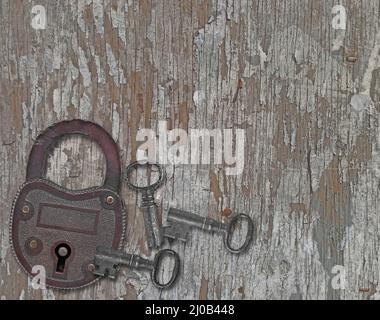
[55,243,71,273]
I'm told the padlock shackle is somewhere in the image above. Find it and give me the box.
[26,120,121,192]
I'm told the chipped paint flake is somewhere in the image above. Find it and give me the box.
[78,47,92,88]
[79,93,92,118]
[106,43,126,86]
[93,0,104,34]
[94,55,106,84]
[111,5,126,45]
[193,90,205,108]
[350,94,373,112]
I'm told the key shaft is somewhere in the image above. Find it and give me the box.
[167,207,227,233]
[95,247,153,272]
[124,161,164,250]
[141,189,163,249]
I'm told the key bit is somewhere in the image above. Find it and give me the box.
[94,246,152,279]
[163,208,225,241]
[93,246,180,289]
[165,208,227,234]
[163,223,191,242]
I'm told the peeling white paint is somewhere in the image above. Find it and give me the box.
[106,43,126,86]
[111,5,126,45]
[42,290,56,300]
[53,88,61,116]
[193,90,205,108]
[112,103,120,141]
[78,47,92,87]
[93,0,104,34]
[18,55,28,83]
[79,93,92,119]
[53,43,63,70]
[350,94,373,112]
[94,55,106,84]
[258,42,268,70]
[331,30,346,52]
[243,42,268,78]
[77,0,88,34]
[360,31,380,95]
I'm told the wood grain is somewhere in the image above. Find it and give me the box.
[1,0,380,300]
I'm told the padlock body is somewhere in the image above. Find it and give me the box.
[11,179,125,289]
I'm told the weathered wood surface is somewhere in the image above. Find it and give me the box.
[1,0,380,300]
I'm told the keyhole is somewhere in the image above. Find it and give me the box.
[55,243,71,273]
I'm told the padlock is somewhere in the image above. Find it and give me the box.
[10,120,126,289]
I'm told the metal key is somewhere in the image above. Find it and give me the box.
[124,161,165,249]
[163,208,254,253]
[93,246,180,289]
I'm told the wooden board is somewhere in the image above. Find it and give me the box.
[1,0,380,300]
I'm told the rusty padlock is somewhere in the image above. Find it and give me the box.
[10,120,126,289]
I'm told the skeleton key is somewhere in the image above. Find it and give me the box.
[93,247,180,289]
[164,208,254,253]
[124,161,164,249]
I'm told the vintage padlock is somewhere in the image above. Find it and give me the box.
[10,120,126,289]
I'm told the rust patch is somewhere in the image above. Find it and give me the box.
[313,157,350,224]
[232,79,244,103]
[220,40,228,81]
[222,207,232,218]
[289,203,309,221]
[83,5,93,29]
[178,102,189,130]
[196,0,212,28]
[238,286,245,299]
[199,277,209,299]
[143,62,154,129]
[215,278,222,300]
[289,203,307,212]
[209,170,222,203]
